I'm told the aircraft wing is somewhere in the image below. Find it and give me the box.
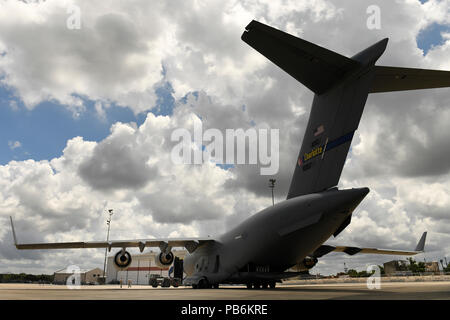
[371,66,450,93]
[312,232,427,257]
[325,246,421,256]
[10,217,214,254]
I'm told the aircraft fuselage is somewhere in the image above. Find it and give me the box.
[183,187,369,285]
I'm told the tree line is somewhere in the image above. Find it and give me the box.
[0,273,54,283]
[345,258,450,277]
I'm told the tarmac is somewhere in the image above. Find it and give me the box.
[0,281,449,300]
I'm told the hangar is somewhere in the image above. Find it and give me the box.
[105,249,187,285]
[54,267,103,285]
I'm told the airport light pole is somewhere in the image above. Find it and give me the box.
[102,209,114,282]
[269,179,276,206]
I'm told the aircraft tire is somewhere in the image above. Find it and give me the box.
[198,278,209,289]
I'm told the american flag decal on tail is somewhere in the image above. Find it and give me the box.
[313,125,325,136]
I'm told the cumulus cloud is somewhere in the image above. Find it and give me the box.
[78,122,159,190]
[0,0,450,275]
[0,102,269,273]
[0,0,167,112]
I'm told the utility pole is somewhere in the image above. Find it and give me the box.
[102,209,114,283]
[269,179,276,206]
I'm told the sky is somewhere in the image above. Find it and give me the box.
[0,0,449,276]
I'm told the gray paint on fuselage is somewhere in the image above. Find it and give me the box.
[183,187,369,284]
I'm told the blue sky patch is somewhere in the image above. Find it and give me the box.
[416,22,450,55]
[153,81,175,116]
[0,80,176,165]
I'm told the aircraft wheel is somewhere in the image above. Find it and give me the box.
[162,278,171,287]
[198,278,209,289]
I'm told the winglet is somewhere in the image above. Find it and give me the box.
[414,231,427,252]
[9,216,18,247]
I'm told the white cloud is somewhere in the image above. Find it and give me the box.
[0,102,268,273]
[0,0,450,275]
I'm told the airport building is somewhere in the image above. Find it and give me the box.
[105,249,187,285]
[424,261,440,273]
[54,267,103,285]
[384,260,441,275]
[383,260,409,276]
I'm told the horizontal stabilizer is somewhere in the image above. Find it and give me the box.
[371,66,450,93]
[241,20,360,94]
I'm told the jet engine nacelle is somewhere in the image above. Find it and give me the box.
[154,251,174,267]
[114,250,132,269]
[295,256,318,271]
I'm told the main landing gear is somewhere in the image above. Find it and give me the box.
[192,278,220,289]
[246,281,276,289]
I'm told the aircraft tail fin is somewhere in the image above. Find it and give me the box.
[371,66,450,93]
[242,20,450,199]
[241,20,360,95]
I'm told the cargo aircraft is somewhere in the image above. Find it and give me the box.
[11,20,450,289]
